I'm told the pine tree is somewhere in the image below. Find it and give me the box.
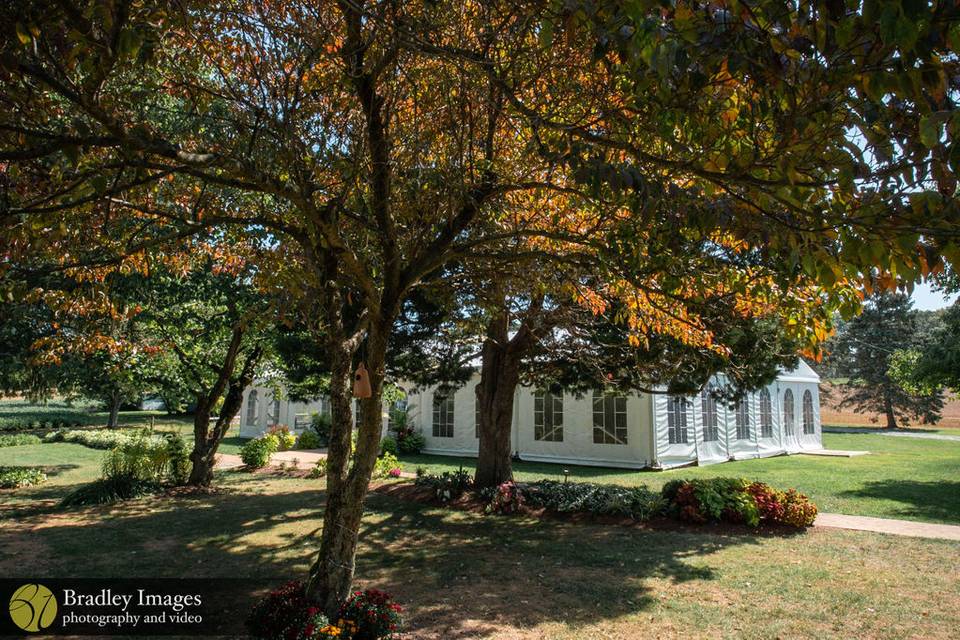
[830,293,944,428]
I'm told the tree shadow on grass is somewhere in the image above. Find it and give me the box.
[838,480,960,524]
[1,478,779,639]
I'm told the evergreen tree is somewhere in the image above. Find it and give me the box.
[829,293,943,429]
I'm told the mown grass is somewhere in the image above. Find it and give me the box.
[1,465,958,639]
[398,432,960,524]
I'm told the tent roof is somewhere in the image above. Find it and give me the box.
[777,358,821,383]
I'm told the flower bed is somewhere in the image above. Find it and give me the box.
[247,581,402,640]
[43,428,166,450]
[410,472,817,529]
[0,466,47,489]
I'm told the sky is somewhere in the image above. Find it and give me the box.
[911,281,957,311]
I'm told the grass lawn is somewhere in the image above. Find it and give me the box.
[398,432,960,524]
[0,450,957,639]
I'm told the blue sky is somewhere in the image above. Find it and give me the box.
[911,281,957,311]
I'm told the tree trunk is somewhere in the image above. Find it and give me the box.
[475,339,521,489]
[188,395,216,487]
[107,391,122,428]
[473,305,544,490]
[306,319,389,617]
[883,393,898,429]
[188,343,261,487]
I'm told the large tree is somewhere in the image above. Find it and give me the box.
[3,0,959,615]
[828,292,944,428]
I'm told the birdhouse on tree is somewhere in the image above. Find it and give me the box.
[353,363,371,398]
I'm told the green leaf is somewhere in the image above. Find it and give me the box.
[538,20,554,49]
[919,115,939,148]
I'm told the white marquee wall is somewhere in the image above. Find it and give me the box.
[237,361,822,470]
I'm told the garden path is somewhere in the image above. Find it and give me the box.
[814,513,960,541]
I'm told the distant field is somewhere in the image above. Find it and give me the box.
[820,383,960,429]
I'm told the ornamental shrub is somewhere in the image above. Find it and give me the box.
[297,429,322,450]
[42,428,165,450]
[165,434,191,486]
[373,452,401,479]
[393,427,425,454]
[0,466,47,489]
[523,480,666,521]
[415,468,472,502]
[59,476,160,506]
[486,481,524,515]
[0,434,42,447]
[102,435,172,483]
[337,588,403,640]
[240,435,279,469]
[780,489,818,527]
[268,425,297,451]
[663,478,817,528]
[379,436,398,456]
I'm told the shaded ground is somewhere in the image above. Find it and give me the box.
[1,463,958,639]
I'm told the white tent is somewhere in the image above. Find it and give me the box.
[237,361,822,471]
[651,361,823,469]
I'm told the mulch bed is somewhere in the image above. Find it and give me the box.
[371,480,807,538]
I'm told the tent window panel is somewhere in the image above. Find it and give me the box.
[666,396,689,445]
[802,390,816,434]
[474,385,481,438]
[700,387,719,442]
[735,400,751,440]
[245,390,259,426]
[783,389,795,435]
[432,389,455,438]
[759,389,774,438]
[268,395,281,426]
[534,390,563,442]
[593,391,628,445]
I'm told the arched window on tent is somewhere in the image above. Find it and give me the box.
[268,394,281,426]
[759,389,774,438]
[432,388,454,438]
[783,389,795,435]
[666,395,689,445]
[700,387,719,442]
[735,398,751,440]
[592,390,628,445]
[534,389,563,442]
[245,390,258,426]
[802,390,815,434]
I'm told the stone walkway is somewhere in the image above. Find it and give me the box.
[815,513,960,541]
[823,426,960,442]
